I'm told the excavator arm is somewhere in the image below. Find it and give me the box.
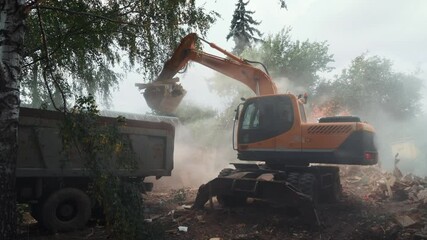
[136,33,277,113]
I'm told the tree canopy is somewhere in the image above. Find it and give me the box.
[226,0,262,55]
[22,0,218,108]
[313,54,423,121]
[208,28,334,126]
[245,28,334,90]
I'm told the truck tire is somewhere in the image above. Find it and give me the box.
[216,168,247,207]
[41,188,91,232]
[299,173,318,204]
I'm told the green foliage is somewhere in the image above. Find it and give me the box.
[61,95,161,239]
[16,204,29,225]
[244,28,334,90]
[227,0,262,54]
[210,28,333,125]
[314,54,423,121]
[21,0,218,108]
[173,101,217,124]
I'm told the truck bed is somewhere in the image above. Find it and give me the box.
[17,107,175,178]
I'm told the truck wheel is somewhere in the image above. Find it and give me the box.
[41,188,91,232]
[299,173,318,204]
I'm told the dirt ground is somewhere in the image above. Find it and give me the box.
[19,166,427,240]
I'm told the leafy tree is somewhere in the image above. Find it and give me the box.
[22,0,217,108]
[314,54,423,121]
[0,1,216,238]
[313,54,424,170]
[209,28,334,126]
[245,28,334,90]
[226,0,262,55]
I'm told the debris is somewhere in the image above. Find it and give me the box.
[146,165,427,239]
[143,219,153,223]
[418,189,427,202]
[182,204,192,209]
[385,177,393,198]
[196,215,205,223]
[413,233,427,240]
[387,176,397,187]
[168,210,175,217]
[178,226,188,232]
[393,153,403,179]
[232,232,260,240]
[395,214,417,227]
[346,176,362,183]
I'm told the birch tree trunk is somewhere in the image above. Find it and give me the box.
[0,0,25,238]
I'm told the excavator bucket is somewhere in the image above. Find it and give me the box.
[136,78,187,114]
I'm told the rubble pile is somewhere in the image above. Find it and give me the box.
[341,165,427,239]
[341,166,427,203]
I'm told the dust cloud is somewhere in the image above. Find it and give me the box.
[369,110,427,177]
[150,120,237,190]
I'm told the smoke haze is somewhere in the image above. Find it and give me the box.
[150,120,236,190]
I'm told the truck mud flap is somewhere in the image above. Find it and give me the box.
[192,177,320,226]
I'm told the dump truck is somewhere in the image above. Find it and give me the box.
[136,33,378,224]
[16,107,176,231]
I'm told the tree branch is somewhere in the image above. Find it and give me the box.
[37,5,138,26]
[36,3,67,112]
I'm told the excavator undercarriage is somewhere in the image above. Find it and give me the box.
[192,164,341,226]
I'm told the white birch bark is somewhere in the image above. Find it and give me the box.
[0,0,25,238]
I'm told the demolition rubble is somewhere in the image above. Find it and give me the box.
[21,165,427,240]
[141,165,427,240]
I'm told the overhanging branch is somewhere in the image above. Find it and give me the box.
[38,5,138,26]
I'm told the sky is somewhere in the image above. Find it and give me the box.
[109,0,427,114]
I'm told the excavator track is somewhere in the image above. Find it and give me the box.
[192,166,330,226]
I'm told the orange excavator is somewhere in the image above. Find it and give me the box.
[136,33,378,224]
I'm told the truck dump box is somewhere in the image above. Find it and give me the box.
[17,107,175,178]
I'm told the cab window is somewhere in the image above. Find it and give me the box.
[239,95,294,144]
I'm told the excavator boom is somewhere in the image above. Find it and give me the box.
[136,33,277,113]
